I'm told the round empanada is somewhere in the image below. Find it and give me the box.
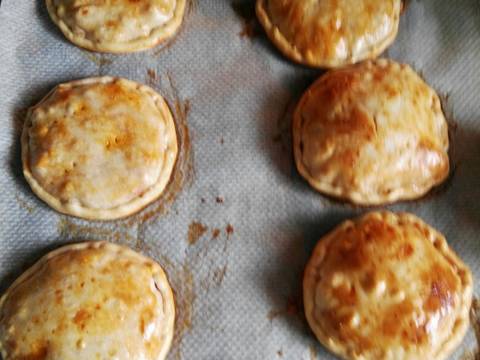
[293,59,449,205]
[256,0,402,68]
[46,0,186,53]
[303,211,472,360]
[0,241,175,360]
[22,77,178,220]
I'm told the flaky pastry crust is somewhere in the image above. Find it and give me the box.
[256,0,401,68]
[46,0,186,53]
[293,59,449,205]
[0,241,175,360]
[303,212,473,360]
[22,77,178,220]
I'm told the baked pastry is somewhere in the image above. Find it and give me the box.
[293,59,449,205]
[0,241,175,360]
[256,0,402,68]
[22,77,178,220]
[46,0,186,53]
[303,211,473,360]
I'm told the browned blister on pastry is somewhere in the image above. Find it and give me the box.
[303,211,472,360]
[293,59,449,205]
[0,241,175,360]
[256,0,401,68]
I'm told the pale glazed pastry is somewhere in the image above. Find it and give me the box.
[256,0,402,68]
[46,0,186,53]
[293,59,449,205]
[0,241,175,360]
[22,77,178,220]
[303,211,473,360]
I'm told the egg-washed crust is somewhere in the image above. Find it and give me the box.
[46,0,186,53]
[0,241,175,360]
[303,212,473,360]
[255,0,401,68]
[22,77,178,220]
[293,59,449,205]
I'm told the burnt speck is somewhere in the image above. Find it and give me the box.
[212,228,221,239]
[188,222,208,245]
[226,224,234,237]
[215,196,224,204]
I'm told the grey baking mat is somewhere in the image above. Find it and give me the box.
[0,1,479,359]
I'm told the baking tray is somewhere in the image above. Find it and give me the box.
[0,1,479,359]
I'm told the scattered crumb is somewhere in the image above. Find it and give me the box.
[215,196,224,204]
[277,350,283,357]
[309,345,317,360]
[187,222,208,245]
[226,224,234,237]
[201,198,206,203]
[220,137,224,144]
[212,228,221,239]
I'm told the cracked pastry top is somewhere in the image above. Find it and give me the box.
[0,241,175,360]
[293,59,449,205]
[46,0,186,53]
[22,77,178,220]
[256,0,402,68]
[303,211,472,360]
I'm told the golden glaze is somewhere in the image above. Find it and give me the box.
[0,241,175,360]
[303,212,472,360]
[293,59,449,205]
[256,0,401,68]
[22,77,178,220]
[46,0,186,53]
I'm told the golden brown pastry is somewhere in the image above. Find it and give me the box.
[22,77,178,220]
[256,0,402,68]
[303,211,473,360]
[293,59,449,205]
[46,0,186,53]
[0,241,175,360]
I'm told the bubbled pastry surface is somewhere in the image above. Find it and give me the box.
[303,212,472,360]
[0,241,175,360]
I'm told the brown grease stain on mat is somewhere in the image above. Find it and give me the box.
[57,217,135,243]
[462,297,480,360]
[211,228,221,239]
[126,72,194,227]
[15,193,35,214]
[188,222,208,245]
[226,223,234,238]
[231,1,261,39]
[152,253,196,360]
[212,265,227,286]
[267,296,300,321]
[79,50,113,67]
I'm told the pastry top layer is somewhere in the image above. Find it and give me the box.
[22,77,178,220]
[303,212,472,360]
[293,59,449,205]
[0,241,175,360]
[256,0,401,67]
[46,0,186,52]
